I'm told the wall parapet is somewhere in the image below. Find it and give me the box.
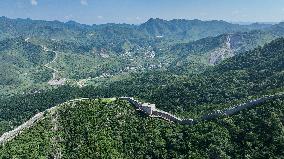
[120,97,194,125]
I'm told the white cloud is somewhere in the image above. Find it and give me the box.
[97,16,103,19]
[80,0,88,5]
[30,0,38,6]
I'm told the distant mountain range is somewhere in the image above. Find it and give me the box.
[0,16,283,41]
[1,16,284,95]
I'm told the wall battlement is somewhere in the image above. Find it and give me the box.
[120,97,194,125]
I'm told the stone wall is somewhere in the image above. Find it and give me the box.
[201,93,284,120]
[120,97,194,124]
[0,112,45,145]
[121,92,284,125]
[0,98,90,145]
[151,110,183,123]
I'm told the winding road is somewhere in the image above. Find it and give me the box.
[43,48,66,86]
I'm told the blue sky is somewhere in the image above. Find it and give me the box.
[1,0,284,24]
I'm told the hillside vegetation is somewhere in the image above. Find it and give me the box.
[1,38,283,134]
[87,38,284,117]
[1,97,284,158]
[0,17,283,96]
[0,37,54,96]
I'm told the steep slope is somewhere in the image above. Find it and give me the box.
[0,37,53,67]
[0,17,281,90]
[266,22,284,37]
[167,30,276,74]
[0,16,89,41]
[0,16,277,43]
[0,85,83,135]
[1,37,283,137]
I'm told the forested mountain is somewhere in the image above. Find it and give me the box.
[0,16,278,42]
[1,98,284,158]
[0,37,54,95]
[167,30,276,73]
[0,17,282,93]
[87,38,284,116]
[0,17,283,95]
[139,18,272,41]
[0,16,284,158]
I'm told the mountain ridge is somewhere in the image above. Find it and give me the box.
[1,94,284,158]
[2,91,284,146]
[1,16,282,41]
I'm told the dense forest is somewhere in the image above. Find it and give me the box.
[1,98,283,158]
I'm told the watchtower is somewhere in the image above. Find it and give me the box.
[141,103,156,115]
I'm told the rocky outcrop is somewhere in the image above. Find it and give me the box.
[209,34,234,65]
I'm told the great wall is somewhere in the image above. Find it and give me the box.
[0,98,89,145]
[1,93,284,145]
[119,97,195,124]
[120,92,284,124]
[201,92,284,120]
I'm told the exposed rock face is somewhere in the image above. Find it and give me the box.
[48,78,67,86]
[209,35,234,65]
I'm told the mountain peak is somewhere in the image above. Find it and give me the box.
[145,18,166,24]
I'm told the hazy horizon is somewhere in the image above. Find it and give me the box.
[0,15,281,26]
[1,0,284,25]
